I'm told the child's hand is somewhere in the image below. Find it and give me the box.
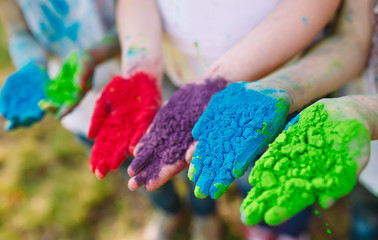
[39,51,95,118]
[127,78,227,191]
[0,62,49,130]
[188,83,290,199]
[88,72,161,179]
[240,99,371,226]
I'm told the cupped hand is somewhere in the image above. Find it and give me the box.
[240,99,371,226]
[88,72,161,179]
[39,50,95,118]
[127,78,227,191]
[0,62,49,130]
[188,82,290,199]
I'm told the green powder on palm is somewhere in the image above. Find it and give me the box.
[44,51,83,108]
[240,103,370,226]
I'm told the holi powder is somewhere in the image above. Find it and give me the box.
[314,209,333,235]
[301,17,309,27]
[0,63,48,129]
[240,103,369,226]
[189,82,289,199]
[42,51,83,109]
[129,78,227,186]
[126,46,147,58]
[88,72,161,178]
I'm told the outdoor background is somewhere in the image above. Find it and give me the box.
[0,22,349,240]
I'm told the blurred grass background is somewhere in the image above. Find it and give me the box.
[0,22,351,240]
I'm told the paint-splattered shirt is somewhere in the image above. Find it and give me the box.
[16,0,115,58]
[157,0,282,86]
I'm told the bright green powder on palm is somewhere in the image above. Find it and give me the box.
[240,103,370,226]
[45,52,83,108]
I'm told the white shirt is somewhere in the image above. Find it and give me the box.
[157,0,282,86]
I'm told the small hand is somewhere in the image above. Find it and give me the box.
[127,78,227,191]
[240,100,370,226]
[0,62,49,130]
[88,72,161,179]
[188,82,290,199]
[39,50,95,118]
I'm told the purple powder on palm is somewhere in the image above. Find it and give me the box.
[129,78,227,186]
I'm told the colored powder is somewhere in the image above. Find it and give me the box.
[127,46,146,58]
[189,82,289,199]
[42,51,83,109]
[301,17,309,27]
[240,103,370,226]
[0,63,48,130]
[88,72,161,178]
[129,78,227,186]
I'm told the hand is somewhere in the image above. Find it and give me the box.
[88,72,161,179]
[0,62,49,130]
[240,99,371,226]
[39,50,95,118]
[188,82,290,199]
[127,78,227,191]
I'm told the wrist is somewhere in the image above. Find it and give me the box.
[346,95,378,140]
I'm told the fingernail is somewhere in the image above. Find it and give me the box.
[95,169,104,180]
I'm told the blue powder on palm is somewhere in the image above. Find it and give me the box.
[0,63,48,129]
[190,82,289,199]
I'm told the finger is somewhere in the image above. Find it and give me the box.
[185,141,198,164]
[94,160,108,180]
[20,115,38,127]
[194,170,215,199]
[127,140,155,177]
[209,170,234,199]
[144,159,189,192]
[192,116,208,140]
[39,100,58,113]
[89,140,106,175]
[232,135,266,178]
[187,145,205,182]
[88,97,108,139]
[110,141,130,171]
[128,171,148,191]
[128,121,153,154]
[264,206,292,226]
[4,119,18,131]
[318,194,336,209]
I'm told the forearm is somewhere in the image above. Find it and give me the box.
[9,31,47,69]
[207,0,341,82]
[0,0,47,69]
[255,0,372,113]
[117,0,163,82]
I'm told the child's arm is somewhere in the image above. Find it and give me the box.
[117,0,163,81]
[0,0,49,130]
[0,0,47,69]
[39,29,121,118]
[241,95,377,226]
[87,0,163,179]
[189,0,372,199]
[254,0,372,113]
[207,0,341,83]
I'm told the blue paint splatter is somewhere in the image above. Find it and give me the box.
[40,4,79,42]
[49,0,69,15]
[302,17,309,27]
[127,47,146,58]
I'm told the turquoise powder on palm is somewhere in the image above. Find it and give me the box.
[240,103,370,226]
